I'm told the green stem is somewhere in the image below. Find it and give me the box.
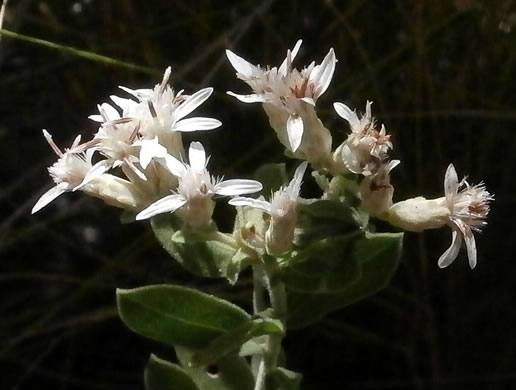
[252,254,287,389]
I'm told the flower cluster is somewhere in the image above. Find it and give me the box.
[226,40,492,268]
[33,67,262,229]
[34,40,493,268]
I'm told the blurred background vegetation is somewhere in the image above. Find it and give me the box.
[1,0,515,388]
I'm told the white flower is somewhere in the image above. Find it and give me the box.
[333,101,392,176]
[387,164,493,269]
[230,162,307,255]
[438,164,493,269]
[32,130,94,213]
[136,142,263,227]
[226,41,335,164]
[32,130,144,213]
[90,67,221,160]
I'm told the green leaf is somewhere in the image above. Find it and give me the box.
[287,232,403,329]
[117,284,250,348]
[176,347,254,390]
[145,354,200,390]
[294,200,360,246]
[151,214,237,278]
[254,163,288,197]
[267,367,302,390]
[285,233,362,293]
[191,318,284,367]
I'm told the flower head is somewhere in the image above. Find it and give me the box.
[333,101,393,176]
[90,67,221,160]
[438,164,493,269]
[387,164,493,269]
[230,162,307,255]
[226,41,335,164]
[32,130,94,213]
[136,142,262,228]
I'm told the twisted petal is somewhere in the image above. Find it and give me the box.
[175,117,222,132]
[455,218,477,269]
[287,114,304,152]
[229,197,271,213]
[32,182,69,214]
[226,49,258,78]
[288,161,308,196]
[310,48,336,99]
[135,194,186,220]
[75,159,112,190]
[175,88,214,120]
[444,163,459,200]
[226,92,268,103]
[334,102,360,132]
[215,179,263,196]
[438,228,462,268]
[279,39,303,76]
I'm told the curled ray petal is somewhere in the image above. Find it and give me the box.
[279,39,303,75]
[42,129,63,157]
[229,197,271,213]
[463,224,477,269]
[32,183,70,214]
[175,88,214,120]
[188,142,207,171]
[386,159,401,173]
[110,95,138,113]
[135,194,187,221]
[334,102,360,131]
[365,101,373,120]
[125,157,147,181]
[162,154,187,177]
[88,114,104,122]
[225,49,258,78]
[139,137,167,169]
[438,228,462,268]
[287,114,304,152]
[174,117,222,132]
[100,103,121,121]
[310,48,336,99]
[444,163,459,200]
[289,161,308,195]
[226,91,268,103]
[300,97,316,106]
[75,160,112,191]
[215,179,263,196]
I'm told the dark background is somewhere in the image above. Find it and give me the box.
[1,0,515,389]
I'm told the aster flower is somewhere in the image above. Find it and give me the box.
[438,164,493,269]
[135,142,263,228]
[32,130,142,213]
[90,67,221,160]
[230,162,307,255]
[226,40,335,164]
[32,130,93,213]
[387,164,493,269]
[333,101,392,176]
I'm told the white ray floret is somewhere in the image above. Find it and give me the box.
[226,41,335,163]
[136,142,262,227]
[438,164,493,269]
[230,162,307,255]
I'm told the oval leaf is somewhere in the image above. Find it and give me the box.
[151,214,237,278]
[287,232,403,329]
[117,284,250,347]
[145,354,200,390]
